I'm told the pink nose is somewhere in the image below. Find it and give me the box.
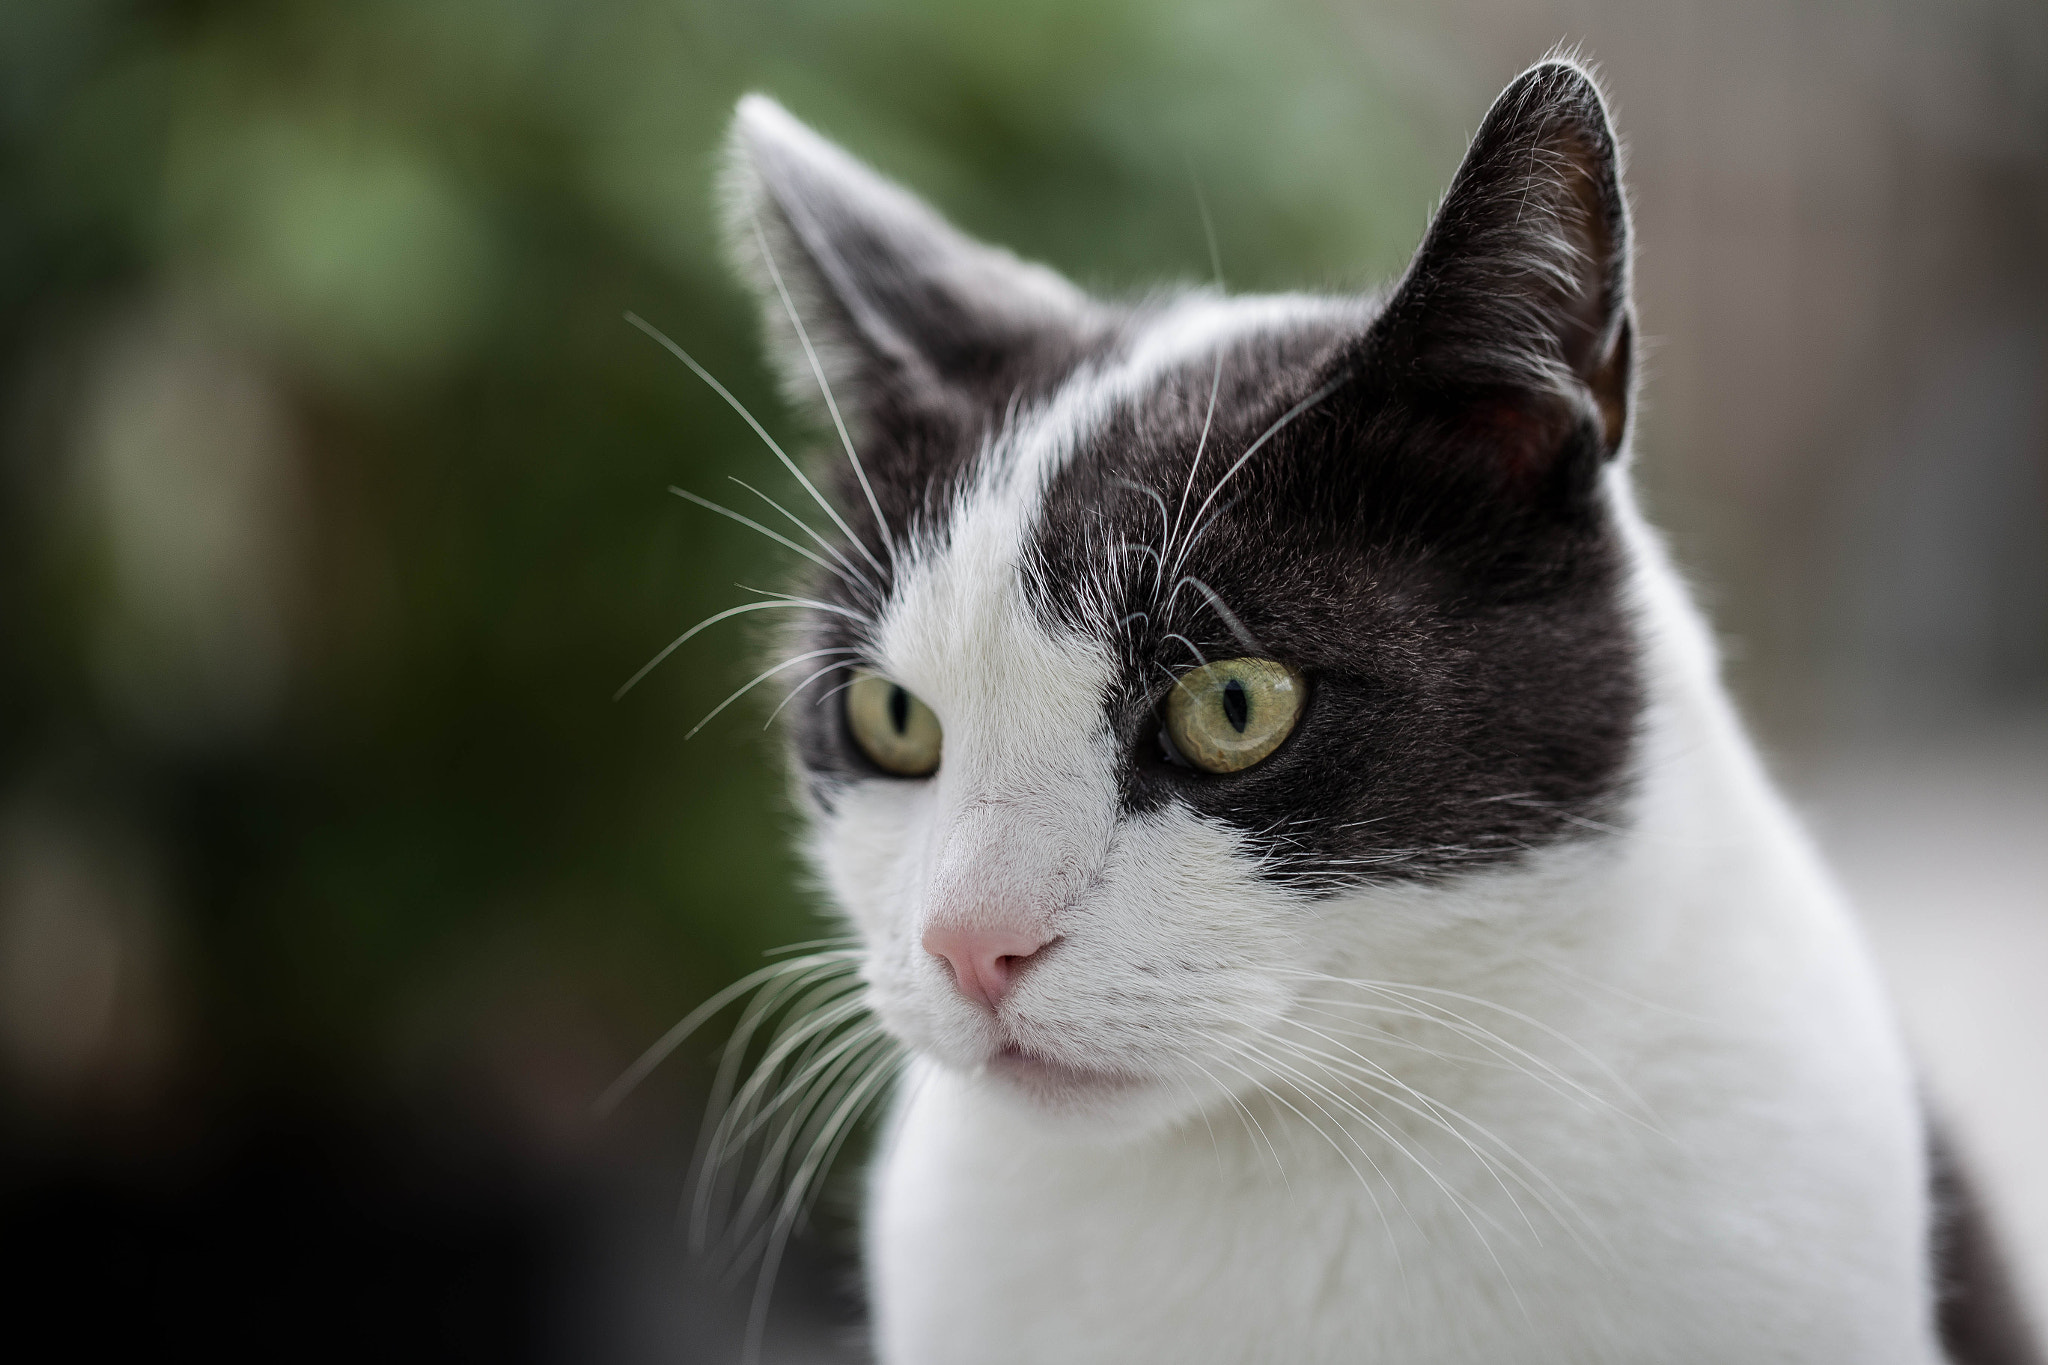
[922,923,1056,1010]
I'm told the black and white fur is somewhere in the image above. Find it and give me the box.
[695,59,2037,1365]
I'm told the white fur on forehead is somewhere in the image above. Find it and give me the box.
[872,289,1361,680]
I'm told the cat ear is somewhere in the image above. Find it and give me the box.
[723,96,1104,425]
[1370,59,1634,479]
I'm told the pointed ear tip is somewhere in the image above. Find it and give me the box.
[1507,56,1614,123]
[721,95,833,230]
[729,93,799,156]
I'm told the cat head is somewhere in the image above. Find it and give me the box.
[721,61,1641,1136]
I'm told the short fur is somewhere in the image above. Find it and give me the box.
[704,60,2037,1365]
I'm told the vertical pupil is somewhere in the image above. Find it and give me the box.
[1221,677,1249,732]
[888,686,910,734]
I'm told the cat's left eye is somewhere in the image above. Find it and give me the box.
[845,671,943,777]
[1163,658,1305,774]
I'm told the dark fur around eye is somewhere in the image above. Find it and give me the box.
[1027,353,1639,891]
[753,61,1642,888]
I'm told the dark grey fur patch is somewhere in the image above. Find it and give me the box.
[1030,373,1638,887]
[1930,1121,2044,1365]
[1023,62,1644,885]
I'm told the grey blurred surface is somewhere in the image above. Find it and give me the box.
[1804,722,2048,1328]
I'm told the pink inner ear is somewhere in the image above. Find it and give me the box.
[1467,393,1578,490]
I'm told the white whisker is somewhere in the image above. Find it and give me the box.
[687,647,861,740]
[748,211,897,578]
[1169,372,1351,588]
[625,310,882,586]
[1160,632,1209,668]
[1112,478,1172,561]
[669,487,875,602]
[1216,1032,1523,1313]
[762,658,854,729]
[1203,1035,1411,1275]
[1182,1054,1289,1190]
[741,1047,901,1365]
[727,477,880,599]
[593,950,858,1117]
[1164,574,1262,654]
[1165,351,1226,595]
[615,598,869,701]
[1291,972,1653,1125]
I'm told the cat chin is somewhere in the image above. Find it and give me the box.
[945,1046,1197,1142]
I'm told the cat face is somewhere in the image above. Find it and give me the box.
[722,63,1640,1134]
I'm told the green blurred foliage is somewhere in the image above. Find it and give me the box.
[0,0,1466,1108]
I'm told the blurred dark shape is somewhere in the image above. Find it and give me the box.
[2,1097,862,1362]
[1,0,2041,1354]
[6,1109,565,1362]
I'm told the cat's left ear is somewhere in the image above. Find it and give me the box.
[1368,59,1635,478]
[723,96,1105,429]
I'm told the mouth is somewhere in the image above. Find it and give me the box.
[985,1042,1141,1099]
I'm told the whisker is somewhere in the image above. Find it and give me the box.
[624,311,883,587]
[636,935,897,1365]
[762,658,854,729]
[1218,1033,1522,1309]
[1182,1054,1289,1189]
[1165,350,1226,593]
[1164,574,1263,654]
[592,949,858,1117]
[1172,1071,1228,1178]
[727,477,880,600]
[740,1047,901,1365]
[1289,1001,1505,1067]
[1281,1015,1580,1212]
[1169,372,1351,588]
[1160,175,1227,593]
[747,211,897,578]
[669,487,874,601]
[1160,633,1210,668]
[690,968,863,1248]
[1112,540,1165,580]
[1293,991,1612,1121]
[701,1001,878,1171]
[1111,478,1172,563]
[616,598,869,701]
[686,647,861,740]
[735,584,875,619]
[1295,972,1652,1125]
[1204,1035,1410,1270]
[711,1025,889,1263]
[1211,1034,1423,1219]
[811,674,862,710]
[1268,1025,1557,1246]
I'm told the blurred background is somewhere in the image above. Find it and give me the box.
[2,0,2042,1358]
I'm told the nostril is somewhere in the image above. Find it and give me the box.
[922,925,1057,1011]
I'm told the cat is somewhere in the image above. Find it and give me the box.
[650,56,2038,1365]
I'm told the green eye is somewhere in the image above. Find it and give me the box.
[1164,658,1305,774]
[845,671,943,777]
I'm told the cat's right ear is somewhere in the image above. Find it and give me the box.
[723,96,1105,430]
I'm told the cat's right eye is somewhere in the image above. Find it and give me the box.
[845,671,943,777]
